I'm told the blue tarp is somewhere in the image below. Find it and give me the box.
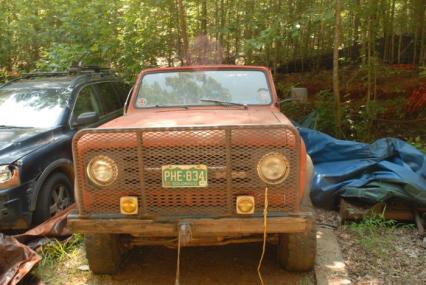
[298,127,426,209]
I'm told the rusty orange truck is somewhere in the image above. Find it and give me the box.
[68,65,315,274]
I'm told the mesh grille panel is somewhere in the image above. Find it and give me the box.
[73,125,301,219]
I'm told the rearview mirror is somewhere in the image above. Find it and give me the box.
[73,112,99,127]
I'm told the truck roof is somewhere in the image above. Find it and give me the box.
[138,65,270,75]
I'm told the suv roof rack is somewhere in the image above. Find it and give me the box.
[0,72,70,88]
[68,65,114,75]
[22,72,69,77]
[0,65,117,88]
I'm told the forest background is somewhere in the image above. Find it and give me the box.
[0,0,425,143]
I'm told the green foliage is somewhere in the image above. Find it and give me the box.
[407,136,426,153]
[315,90,337,136]
[0,0,423,79]
[354,101,386,141]
[0,70,8,83]
[419,67,426,78]
[36,44,89,71]
[281,101,315,125]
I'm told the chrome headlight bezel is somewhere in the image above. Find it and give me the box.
[0,165,21,190]
[86,155,118,187]
[256,152,290,185]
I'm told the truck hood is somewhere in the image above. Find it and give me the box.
[0,127,56,165]
[101,108,292,129]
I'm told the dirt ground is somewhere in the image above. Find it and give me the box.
[33,243,314,285]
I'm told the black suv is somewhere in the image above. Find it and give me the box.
[0,67,130,229]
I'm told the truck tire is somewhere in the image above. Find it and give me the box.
[85,234,123,274]
[277,225,316,271]
[33,172,73,225]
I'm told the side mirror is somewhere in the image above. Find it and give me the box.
[73,112,99,127]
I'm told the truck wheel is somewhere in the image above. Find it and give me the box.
[33,172,73,225]
[277,225,316,271]
[85,234,123,274]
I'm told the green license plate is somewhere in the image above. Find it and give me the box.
[162,165,208,188]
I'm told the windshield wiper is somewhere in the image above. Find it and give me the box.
[200,98,247,109]
[154,104,188,109]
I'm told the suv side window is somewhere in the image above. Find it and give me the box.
[94,82,122,115]
[113,82,131,104]
[73,85,100,120]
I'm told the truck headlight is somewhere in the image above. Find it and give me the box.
[257,152,290,184]
[86,155,118,187]
[0,165,20,190]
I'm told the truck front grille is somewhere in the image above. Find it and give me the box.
[73,125,301,219]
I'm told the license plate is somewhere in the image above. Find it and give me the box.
[162,165,208,188]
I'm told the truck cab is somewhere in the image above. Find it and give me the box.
[68,65,316,274]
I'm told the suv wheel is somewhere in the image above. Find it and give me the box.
[85,234,123,274]
[33,172,73,224]
[277,224,316,271]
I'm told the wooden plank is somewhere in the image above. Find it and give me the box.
[68,219,176,236]
[192,217,310,236]
[340,199,425,222]
[68,216,312,236]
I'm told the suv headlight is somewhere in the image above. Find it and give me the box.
[257,152,290,184]
[0,165,20,190]
[86,155,118,187]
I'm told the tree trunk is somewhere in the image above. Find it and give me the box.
[382,0,389,62]
[414,0,425,64]
[177,0,189,64]
[201,0,207,36]
[243,0,255,64]
[234,1,241,59]
[219,0,225,49]
[333,0,342,137]
[390,0,396,63]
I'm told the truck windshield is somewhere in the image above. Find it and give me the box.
[135,70,272,108]
[0,85,70,128]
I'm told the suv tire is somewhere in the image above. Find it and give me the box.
[33,172,73,225]
[277,224,316,271]
[85,234,123,274]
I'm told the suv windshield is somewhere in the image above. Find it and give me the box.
[135,70,272,108]
[0,83,70,128]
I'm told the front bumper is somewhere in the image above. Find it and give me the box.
[68,212,314,237]
[0,183,32,230]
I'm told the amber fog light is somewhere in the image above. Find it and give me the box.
[257,152,290,185]
[120,196,138,215]
[86,155,118,187]
[236,196,255,214]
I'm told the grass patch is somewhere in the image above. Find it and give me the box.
[36,234,83,270]
[348,211,397,257]
[32,233,90,285]
[298,275,315,285]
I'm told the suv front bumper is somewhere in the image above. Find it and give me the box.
[0,183,32,230]
[68,212,314,237]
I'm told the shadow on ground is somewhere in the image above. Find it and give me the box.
[85,243,313,285]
